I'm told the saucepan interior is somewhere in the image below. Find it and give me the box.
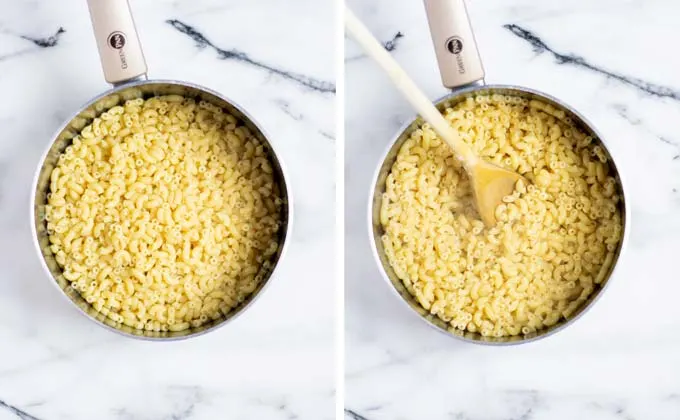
[32,80,291,340]
[369,84,629,345]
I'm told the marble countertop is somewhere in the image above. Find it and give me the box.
[345,0,680,419]
[0,0,335,419]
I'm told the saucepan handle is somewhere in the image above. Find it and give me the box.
[86,0,148,85]
[423,0,485,89]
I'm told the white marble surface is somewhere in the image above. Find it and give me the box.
[345,0,680,418]
[0,0,335,419]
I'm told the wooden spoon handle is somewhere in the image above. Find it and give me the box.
[344,6,477,165]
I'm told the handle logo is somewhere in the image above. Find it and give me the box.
[445,36,465,74]
[107,31,127,50]
[446,36,463,54]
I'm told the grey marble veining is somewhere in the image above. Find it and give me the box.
[345,0,680,418]
[0,0,334,419]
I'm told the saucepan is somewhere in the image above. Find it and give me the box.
[31,0,292,340]
[368,0,630,345]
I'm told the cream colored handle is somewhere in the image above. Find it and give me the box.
[423,0,484,89]
[345,6,477,166]
[86,0,148,85]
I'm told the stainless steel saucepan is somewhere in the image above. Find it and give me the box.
[31,0,292,340]
[368,0,630,345]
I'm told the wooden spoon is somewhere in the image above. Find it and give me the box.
[345,6,524,226]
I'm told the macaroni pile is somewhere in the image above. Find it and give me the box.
[45,96,282,332]
[380,95,623,337]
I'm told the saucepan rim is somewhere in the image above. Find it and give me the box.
[31,78,294,341]
[367,83,630,346]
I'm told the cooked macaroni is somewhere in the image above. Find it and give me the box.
[380,95,623,337]
[45,96,282,332]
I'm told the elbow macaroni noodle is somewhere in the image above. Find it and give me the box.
[45,96,282,332]
[380,95,623,337]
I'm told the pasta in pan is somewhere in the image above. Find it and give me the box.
[380,95,623,337]
[45,96,283,332]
